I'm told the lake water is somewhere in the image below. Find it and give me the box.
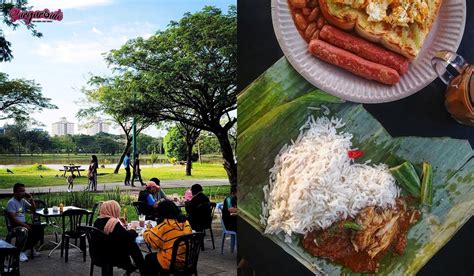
[0,163,172,169]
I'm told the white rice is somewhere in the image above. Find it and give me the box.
[262,116,399,237]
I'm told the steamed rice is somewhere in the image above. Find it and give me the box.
[262,116,399,237]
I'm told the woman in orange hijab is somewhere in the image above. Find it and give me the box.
[93,200,144,274]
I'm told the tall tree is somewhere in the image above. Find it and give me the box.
[0,73,56,121]
[177,122,200,176]
[106,6,237,184]
[0,1,43,62]
[4,120,27,156]
[78,74,155,173]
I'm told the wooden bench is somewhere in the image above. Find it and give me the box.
[60,166,85,177]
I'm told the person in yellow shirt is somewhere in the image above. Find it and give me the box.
[143,200,192,275]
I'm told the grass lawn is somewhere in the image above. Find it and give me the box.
[0,163,227,188]
[0,186,229,237]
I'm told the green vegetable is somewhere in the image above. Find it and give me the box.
[343,221,363,231]
[390,161,421,197]
[420,161,434,205]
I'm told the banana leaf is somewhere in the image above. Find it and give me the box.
[237,58,474,275]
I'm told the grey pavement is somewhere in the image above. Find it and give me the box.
[20,217,237,275]
[0,179,230,195]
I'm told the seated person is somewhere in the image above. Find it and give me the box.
[222,185,237,232]
[143,200,192,275]
[138,181,160,217]
[93,200,144,274]
[185,184,211,231]
[6,183,44,262]
[149,177,167,201]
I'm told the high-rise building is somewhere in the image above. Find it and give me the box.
[86,118,110,135]
[51,117,74,136]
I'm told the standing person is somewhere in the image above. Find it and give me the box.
[123,152,131,186]
[93,200,145,274]
[185,184,211,232]
[143,200,192,275]
[222,185,237,231]
[6,183,44,262]
[131,153,144,187]
[87,155,99,191]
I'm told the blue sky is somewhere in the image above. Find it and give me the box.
[0,0,235,136]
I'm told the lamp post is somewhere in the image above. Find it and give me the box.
[132,117,137,158]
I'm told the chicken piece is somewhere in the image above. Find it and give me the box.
[351,205,401,257]
[367,214,400,258]
[351,206,395,253]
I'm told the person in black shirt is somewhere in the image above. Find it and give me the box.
[222,185,237,232]
[185,184,211,232]
[93,200,144,274]
[132,153,144,186]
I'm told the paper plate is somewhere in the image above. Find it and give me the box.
[271,0,466,103]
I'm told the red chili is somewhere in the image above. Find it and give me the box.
[348,150,364,159]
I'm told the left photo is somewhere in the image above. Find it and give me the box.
[0,0,237,275]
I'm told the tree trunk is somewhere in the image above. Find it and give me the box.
[214,129,237,185]
[114,139,131,174]
[186,142,193,176]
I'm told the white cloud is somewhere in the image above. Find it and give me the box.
[29,21,157,64]
[28,0,113,10]
[91,27,103,36]
[32,41,106,64]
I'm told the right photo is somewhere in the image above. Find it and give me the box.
[237,0,473,275]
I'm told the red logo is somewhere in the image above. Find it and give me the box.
[9,7,63,25]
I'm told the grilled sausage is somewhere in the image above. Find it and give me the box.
[319,25,409,75]
[309,39,400,85]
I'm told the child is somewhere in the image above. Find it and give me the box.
[66,174,75,192]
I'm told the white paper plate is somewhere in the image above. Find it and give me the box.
[271,0,466,103]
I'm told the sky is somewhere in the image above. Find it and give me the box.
[0,0,235,137]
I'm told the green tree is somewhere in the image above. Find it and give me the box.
[106,6,237,184]
[137,134,160,155]
[95,133,121,155]
[0,135,12,153]
[198,132,221,155]
[146,137,163,155]
[73,134,96,153]
[0,1,43,62]
[4,120,28,156]
[0,73,56,121]
[50,135,75,155]
[25,129,50,154]
[78,73,155,173]
[163,126,186,163]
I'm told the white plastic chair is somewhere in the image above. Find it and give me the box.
[216,202,237,254]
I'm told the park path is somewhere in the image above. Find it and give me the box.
[0,179,229,195]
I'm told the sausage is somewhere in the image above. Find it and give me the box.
[319,25,409,75]
[308,39,400,85]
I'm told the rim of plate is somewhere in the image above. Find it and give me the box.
[271,0,466,103]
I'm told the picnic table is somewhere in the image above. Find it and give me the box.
[59,165,85,177]
[35,206,92,257]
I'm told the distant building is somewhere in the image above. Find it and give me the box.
[51,117,74,136]
[85,118,110,135]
